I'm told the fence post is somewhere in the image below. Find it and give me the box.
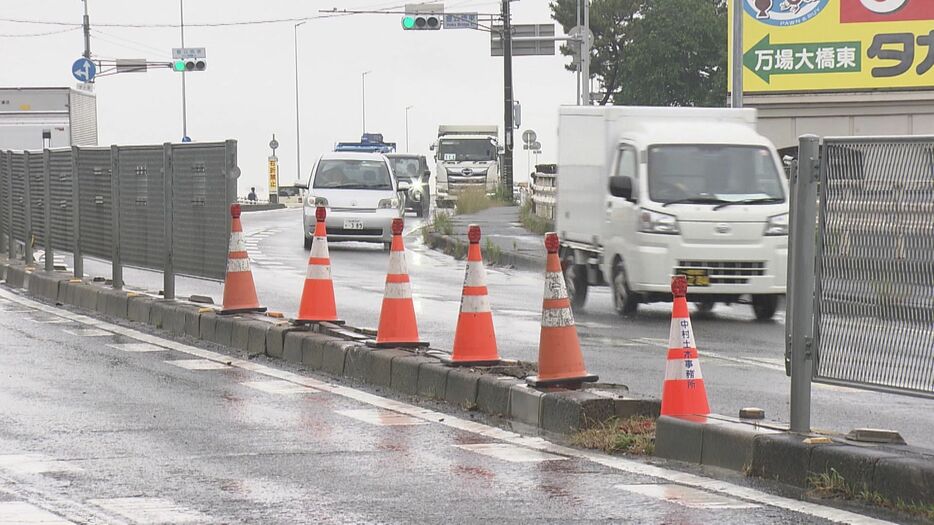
[163,142,175,300]
[789,134,820,433]
[110,145,122,289]
[23,151,33,265]
[0,152,6,256]
[6,152,13,260]
[43,149,53,272]
[71,146,83,278]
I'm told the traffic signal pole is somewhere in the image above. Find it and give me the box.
[179,0,189,139]
[501,0,515,197]
[81,0,91,60]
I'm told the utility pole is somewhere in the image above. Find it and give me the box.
[501,0,515,196]
[294,21,306,183]
[575,0,581,105]
[731,0,743,108]
[581,0,591,105]
[81,0,91,60]
[405,105,414,153]
[179,0,189,140]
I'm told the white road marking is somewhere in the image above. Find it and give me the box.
[62,328,112,337]
[166,359,232,370]
[618,483,760,509]
[0,454,81,475]
[0,288,894,525]
[107,343,166,353]
[455,443,566,463]
[0,501,74,524]
[30,318,73,324]
[336,409,427,426]
[1,308,34,314]
[88,497,207,524]
[242,380,317,395]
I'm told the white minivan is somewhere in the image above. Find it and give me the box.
[297,152,406,250]
[556,106,789,320]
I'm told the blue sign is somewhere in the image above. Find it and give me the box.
[742,0,830,27]
[181,136,192,143]
[444,12,478,30]
[72,58,96,82]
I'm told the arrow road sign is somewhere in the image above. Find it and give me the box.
[743,35,861,83]
[72,58,96,82]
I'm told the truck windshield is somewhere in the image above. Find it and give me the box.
[439,139,495,162]
[313,159,393,190]
[647,145,784,204]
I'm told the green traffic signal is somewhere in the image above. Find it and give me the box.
[173,60,186,72]
[401,15,415,29]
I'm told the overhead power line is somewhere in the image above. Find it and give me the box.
[0,8,382,29]
[0,27,79,37]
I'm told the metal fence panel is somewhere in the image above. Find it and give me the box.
[0,151,8,244]
[28,151,46,246]
[171,142,234,280]
[76,148,113,260]
[117,146,165,271]
[10,152,26,244]
[814,137,934,397]
[48,149,74,252]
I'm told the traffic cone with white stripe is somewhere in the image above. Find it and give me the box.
[295,206,341,324]
[527,233,597,388]
[660,275,710,416]
[368,217,428,348]
[220,203,266,315]
[446,224,500,366]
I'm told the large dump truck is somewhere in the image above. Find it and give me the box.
[431,125,500,206]
[0,87,98,150]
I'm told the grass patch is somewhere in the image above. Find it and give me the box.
[807,469,934,522]
[493,184,516,205]
[519,200,554,235]
[570,416,655,455]
[455,188,494,215]
[431,210,454,237]
[483,238,503,266]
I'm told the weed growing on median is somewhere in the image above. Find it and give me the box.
[492,184,516,205]
[455,188,494,215]
[806,468,934,522]
[570,416,656,456]
[483,238,503,266]
[432,210,454,237]
[519,200,554,236]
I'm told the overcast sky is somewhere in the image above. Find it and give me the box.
[2,0,577,197]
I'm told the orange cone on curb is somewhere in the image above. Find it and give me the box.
[220,203,266,315]
[295,206,341,325]
[660,275,710,416]
[526,232,597,388]
[445,224,501,366]
[367,217,428,348]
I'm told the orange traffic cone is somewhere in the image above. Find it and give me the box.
[295,206,341,325]
[446,224,500,366]
[660,275,710,416]
[220,203,266,315]
[368,217,428,348]
[526,232,597,388]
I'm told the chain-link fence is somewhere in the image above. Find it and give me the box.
[0,141,239,298]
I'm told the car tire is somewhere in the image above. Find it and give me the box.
[695,300,716,313]
[611,258,639,316]
[561,251,588,309]
[752,295,778,321]
[304,236,312,250]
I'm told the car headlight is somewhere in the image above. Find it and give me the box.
[378,198,400,209]
[639,208,680,234]
[765,213,789,236]
[305,195,328,207]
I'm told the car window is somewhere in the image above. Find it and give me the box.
[389,158,421,181]
[313,159,393,190]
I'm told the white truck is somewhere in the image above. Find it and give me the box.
[556,106,789,320]
[432,125,500,206]
[0,87,98,150]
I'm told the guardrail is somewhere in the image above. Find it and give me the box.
[0,141,240,299]
[530,164,556,220]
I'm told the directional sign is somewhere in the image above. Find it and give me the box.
[491,24,556,57]
[172,47,206,60]
[72,58,96,82]
[444,12,478,29]
[181,136,192,143]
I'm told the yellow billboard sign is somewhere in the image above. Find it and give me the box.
[729,0,934,93]
[267,156,278,193]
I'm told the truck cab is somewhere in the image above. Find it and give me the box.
[432,125,500,206]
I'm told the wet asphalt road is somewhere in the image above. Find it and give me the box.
[0,288,899,524]
[72,207,934,450]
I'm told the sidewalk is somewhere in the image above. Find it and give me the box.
[424,206,546,271]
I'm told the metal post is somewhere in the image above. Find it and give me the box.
[294,21,306,183]
[576,0,581,105]
[82,0,91,60]
[581,0,591,106]
[405,105,414,153]
[180,0,188,140]
[789,134,819,433]
[731,0,743,108]
[23,151,33,265]
[110,145,122,289]
[501,0,515,195]
[6,152,14,260]
[43,150,53,272]
[362,71,371,134]
[163,143,175,300]
[71,146,83,278]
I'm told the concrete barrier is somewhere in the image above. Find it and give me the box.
[128,295,153,324]
[265,324,291,359]
[417,363,450,400]
[476,375,519,417]
[391,355,432,395]
[444,369,480,408]
[301,335,326,369]
[540,390,615,434]
[321,341,349,376]
[509,385,544,427]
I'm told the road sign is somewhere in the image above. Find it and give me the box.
[172,47,206,59]
[568,26,594,67]
[521,129,537,145]
[269,138,279,151]
[116,59,147,73]
[72,58,96,82]
[491,24,556,57]
[182,136,192,143]
[532,141,541,152]
[268,155,279,196]
[444,12,478,29]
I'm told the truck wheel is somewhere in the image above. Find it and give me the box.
[611,258,639,316]
[695,301,715,313]
[752,295,778,321]
[304,236,312,250]
[561,251,588,309]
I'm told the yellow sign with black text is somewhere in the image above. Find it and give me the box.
[729,0,934,93]
[267,156,278,194]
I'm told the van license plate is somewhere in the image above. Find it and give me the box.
[343,219,364,230]
[676,269,710,287]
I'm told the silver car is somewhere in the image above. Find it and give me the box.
[297,152,406,250]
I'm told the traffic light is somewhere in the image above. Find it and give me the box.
[402,3,443,30]
[172,59,206,72]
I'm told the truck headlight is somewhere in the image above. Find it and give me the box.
[378,198,400,209]
[305,195,328,207]
[639,208,680,234]
[409,189,422,201]
[765,213,789,236]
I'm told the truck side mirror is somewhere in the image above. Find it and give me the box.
[397,180,412,192]
[424,170,431,179]
[608,176,633,200]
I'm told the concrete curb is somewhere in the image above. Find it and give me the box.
[423,230,544,272]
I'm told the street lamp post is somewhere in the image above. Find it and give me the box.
[362,70,372,134]
[405,105,414,152]
[294,21,306,183]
